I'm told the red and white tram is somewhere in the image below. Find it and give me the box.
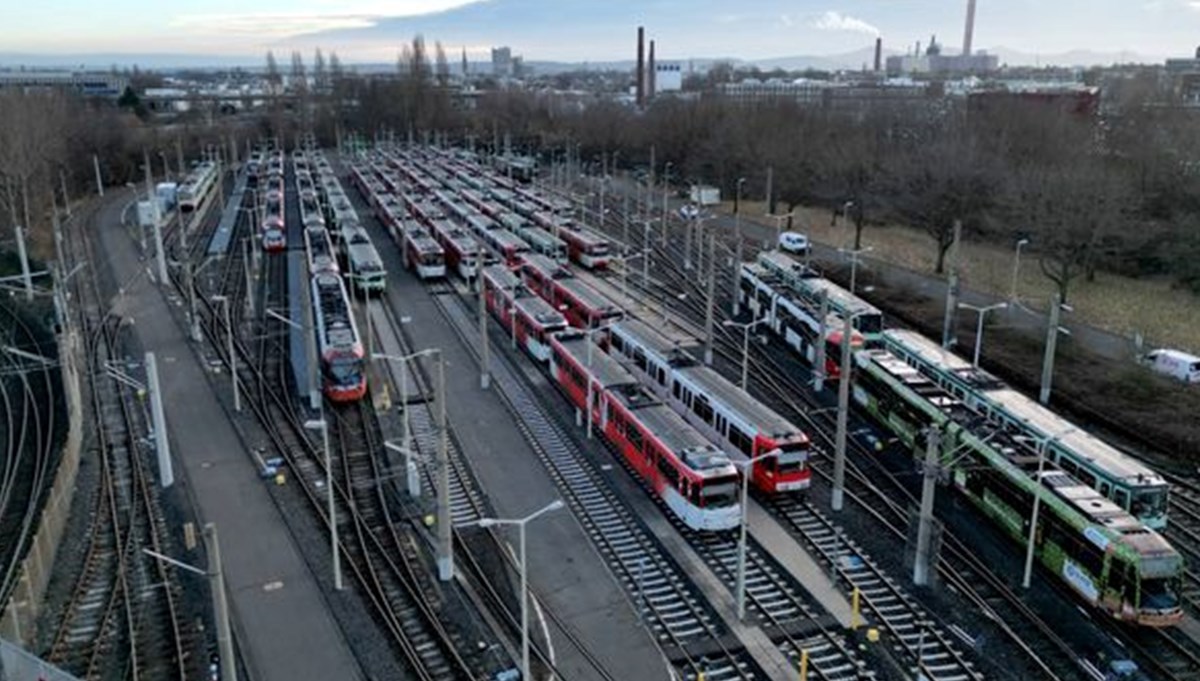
[608,319,812,494]
[261,180,286,252]
[312,271,367,402]
[404,228,447,280]
[549,330,741,531]
[739,262,864,379]
[481,265,568,362]
[478,229,530,267]
[557,226,612,270]
[520,254,623,330]
[430,219,488,281]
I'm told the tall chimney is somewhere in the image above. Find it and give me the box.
[636,26,645,106]
[962,0,977,56]
[874,37,882,72]
[648,40,657,98]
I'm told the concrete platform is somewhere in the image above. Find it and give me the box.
[92,190,365,681]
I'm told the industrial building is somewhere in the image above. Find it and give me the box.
[886,0,999,76]
[714,79,931,112]
[0,69,128,97]
[1165,47,1200,105]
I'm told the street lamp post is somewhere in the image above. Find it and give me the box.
[660,162,673,247]
[767,213,794,250]
[304,418,343,590]
[1023,428,1076,588]
[838,246,874,297]
[143,523,237,681]
[832,313,858,512]
[1039,295,1072,405]
[703,228,717,367]
[723,318,767,390]
[732,177,747,317]
[211,295,240,412]
[374,349,452,581]
[460,500,565,681]
[957,302,1008,368]
[1010,238,1030,306]
[733,452,781,620]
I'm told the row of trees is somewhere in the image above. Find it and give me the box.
[460,87,1200,303]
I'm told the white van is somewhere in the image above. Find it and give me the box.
[1143,349,1200,384]
[778,232,811,255]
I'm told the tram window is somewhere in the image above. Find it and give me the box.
[628,425,644,454]
[1114,489,1129,509]
[656,367,667,386]
[1059,460,1078,476]
[1100,482,1111,497]
[672,381,682,400]
[634,349,648,372]
[657,451,679,485]
[693,395,714,424]
[611,335,624,354]
[1076,469,1097,488]
[731,428,754,456]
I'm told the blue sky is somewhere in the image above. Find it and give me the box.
[4,0,1198,62]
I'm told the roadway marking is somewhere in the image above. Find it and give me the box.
[262,580,285,592]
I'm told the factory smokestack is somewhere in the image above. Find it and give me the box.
[873,37,882,72]
[648,40,656,98]
[636,26,645,106]
[962,0,977,56]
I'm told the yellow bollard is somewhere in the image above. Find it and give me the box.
[851,587,861,631]
[799,649,809,681]
[866,627,880,643]
[275,473,286,486]
[697,673,705,681]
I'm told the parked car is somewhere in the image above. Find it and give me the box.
[778,231,811,255]
[1141,348,1200,384]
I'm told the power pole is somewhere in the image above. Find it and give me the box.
[93,155,104,196]
[479,271,490,390]
[764,166,774,215]
[912,428,941,586]
[813,290,829,392]
[203,524,238,681]
[832,314,852,512]
[436,354,453,581]
[15,226,33,302]
[145,352,174,487]
[1039,294,1063,405]
[941,220,962,348]
[703,230,717,366]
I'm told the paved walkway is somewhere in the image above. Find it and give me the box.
[93,189,364,681]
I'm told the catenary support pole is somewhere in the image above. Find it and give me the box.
[912,428,941,586]
[832,313,852,512]
[145,352,174,488]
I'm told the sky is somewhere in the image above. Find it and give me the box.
[3,0,1198,64]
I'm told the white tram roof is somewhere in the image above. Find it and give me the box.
[346,242,384,272]
[407,231,444,254]
[608,391,735,478]
[515,295,567,329]
[758,252,880,317]
[555,332,638,390]
[483,264,521,291]
[884,329,1165,488]
[613,320,802,439]
[522,228,567,250]
[560,225,609,247]
[523,253,571,279]
[488,229,530,250]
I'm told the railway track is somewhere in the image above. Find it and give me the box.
[0,300,61,608]
[581,194,1083,680]
[426,286,761,680]
[36,195,197,680]
[183,177,486,679]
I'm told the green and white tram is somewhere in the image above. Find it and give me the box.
[852,332,1183,626]
[883,329,1170,530]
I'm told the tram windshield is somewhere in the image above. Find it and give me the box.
[1140,578,1179,610]
[701,481,739,508]
[1131,489,1168,520]
[330,358,362,384]
[854,313,883,336]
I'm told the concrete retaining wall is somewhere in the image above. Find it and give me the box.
[0,330,83,645]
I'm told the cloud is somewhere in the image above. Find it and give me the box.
[810,10,880,37]
[780,14,794,27]
[172,0,486,39]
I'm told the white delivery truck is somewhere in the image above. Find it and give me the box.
[156,182,178,211]
[1142,348,1200,384]
[689,184,720,206]
[137,201,160,230]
